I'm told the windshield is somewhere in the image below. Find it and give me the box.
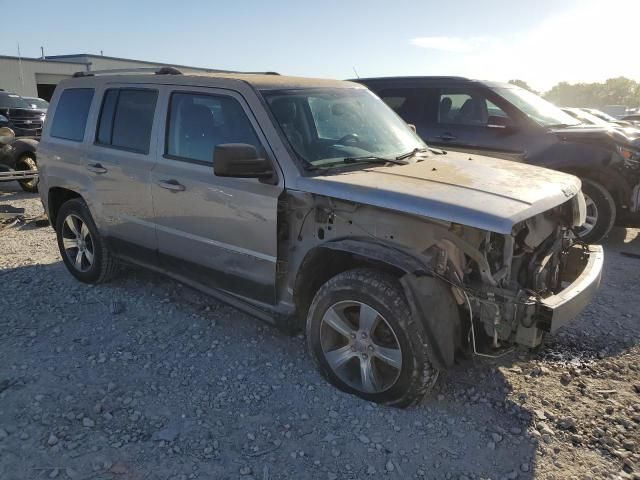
[263,88,426,168]
[0,93,34,109]
[493,86,581,127]
[26,98,49,109]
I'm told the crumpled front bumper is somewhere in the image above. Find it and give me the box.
[534,244,604,333]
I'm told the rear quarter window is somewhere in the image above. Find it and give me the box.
[96,88,158,154]
[50,88,94,141]
[376,87,439,124]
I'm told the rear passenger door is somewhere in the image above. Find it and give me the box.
[87,85,160,262]
[375,87,434,139]
[151,88,283,304]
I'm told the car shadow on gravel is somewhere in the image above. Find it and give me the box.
[4,225,637,479]
[0,190,39,201]
[1,260,541,480]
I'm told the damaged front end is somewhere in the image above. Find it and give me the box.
[424,192,603,351]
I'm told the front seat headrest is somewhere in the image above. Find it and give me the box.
[270,98,297,124]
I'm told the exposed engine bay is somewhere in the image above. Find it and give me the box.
[429,193,590,351]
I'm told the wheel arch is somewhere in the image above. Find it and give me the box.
[293,238,459,370]
[48,187,83,228]
[561,166,630,208]
[11,139,38,162]
[293,239,426,316]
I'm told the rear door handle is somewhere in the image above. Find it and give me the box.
[436,133,456,141]
[158,179,186,192]
[86,163,107,174]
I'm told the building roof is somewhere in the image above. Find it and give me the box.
[0,54,90,65]
[44,53,231,73]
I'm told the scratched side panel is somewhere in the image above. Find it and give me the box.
[151,159,282,303]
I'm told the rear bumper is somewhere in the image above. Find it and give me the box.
[535,245,604,333]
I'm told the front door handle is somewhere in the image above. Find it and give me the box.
[158,179,186,192]
[437,133,456,141]
[86,163,107,174]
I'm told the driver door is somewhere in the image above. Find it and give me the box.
[150,87,283,304]
[426,88,528,161]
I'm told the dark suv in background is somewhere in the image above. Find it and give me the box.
[0,90,46,137]
[356,77,640,243]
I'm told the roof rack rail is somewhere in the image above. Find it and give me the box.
[71,67,280,78]
[72,66,183,78]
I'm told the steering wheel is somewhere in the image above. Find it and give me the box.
[336,133,360,145]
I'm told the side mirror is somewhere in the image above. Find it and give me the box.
[213,143,274,179]
[407,124,417,133]
[0,127,15,145]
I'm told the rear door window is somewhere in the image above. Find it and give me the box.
[96,88,158,154]
[165,92,261,164]
[50,88,94,141]
[377,88,428,125]
[438,90,510,126]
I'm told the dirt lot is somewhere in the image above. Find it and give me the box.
[1,185,639,480]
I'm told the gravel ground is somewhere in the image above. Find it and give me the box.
[1,184,639,480]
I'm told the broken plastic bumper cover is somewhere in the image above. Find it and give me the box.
[534,244,604,333]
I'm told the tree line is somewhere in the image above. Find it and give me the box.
[508,77,640,109]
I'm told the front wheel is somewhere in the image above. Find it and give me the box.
[576,179,616,244]
[17,154,39,193]
[306,269,438,407]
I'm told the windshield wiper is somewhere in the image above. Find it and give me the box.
[395,147,430,161]
[342,156,409,166]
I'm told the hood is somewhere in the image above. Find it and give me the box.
[294,151,581,234]
[550,124,640,149]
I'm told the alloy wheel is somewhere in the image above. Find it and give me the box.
[577,193,598,238]
[319,300,402,394]
[61,214,95,273]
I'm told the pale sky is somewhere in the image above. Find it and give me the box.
[0,0,637,92]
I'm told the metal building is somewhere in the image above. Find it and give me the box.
[0,53,228,101]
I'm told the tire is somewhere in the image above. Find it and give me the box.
[577,179,616,244]
[16,154,39,193]
[306,268,438,407]
[55,198,118,284]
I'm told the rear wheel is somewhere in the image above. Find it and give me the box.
[306,269,438,407]
[55,198,119,283]
[17,154,38,193]
[576,179,616,244]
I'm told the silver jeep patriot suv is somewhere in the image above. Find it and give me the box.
[37,69,603,407]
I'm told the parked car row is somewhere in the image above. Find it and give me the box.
[621,112,640,124]
[0,89,45,191]
[34,69,604,406]
[354,77,640,243]
[582,107,639,127]
[0,89,47,137]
